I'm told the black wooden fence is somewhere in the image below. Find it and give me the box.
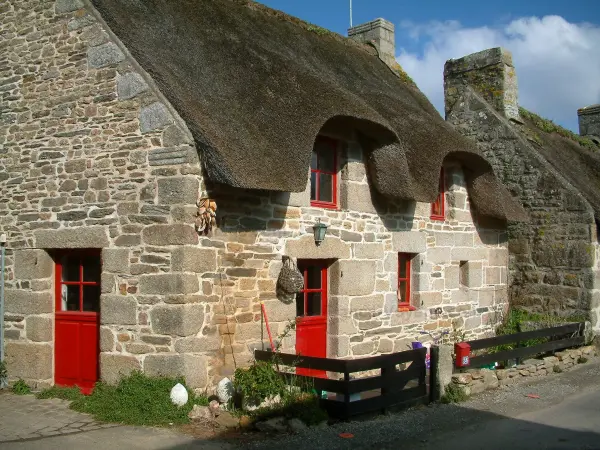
[465,322,585,368]
[255,347,435,419]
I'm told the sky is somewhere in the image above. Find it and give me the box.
[258,0,600,133]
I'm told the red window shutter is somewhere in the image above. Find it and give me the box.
[398,253,415,312]
[310,137,338,209]
[431,168,445,221]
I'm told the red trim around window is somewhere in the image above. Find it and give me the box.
[431,168,445,221]
[55,250,101,319]
[296,261,328,321]
[310,136,338,209]
[398,253,415,312]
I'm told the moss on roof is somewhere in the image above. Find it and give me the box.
[519,107,597,151]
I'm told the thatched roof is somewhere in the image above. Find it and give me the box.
[519,112,600,222]
[92,0,526,221]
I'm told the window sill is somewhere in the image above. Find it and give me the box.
[310,201,338,210]
[398,304,417,312]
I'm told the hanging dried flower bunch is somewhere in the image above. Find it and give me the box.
[195,198,217,235]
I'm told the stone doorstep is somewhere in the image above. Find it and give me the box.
[450,348,598,398]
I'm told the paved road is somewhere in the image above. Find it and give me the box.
[248,359,600,450]
[1,360,599,449]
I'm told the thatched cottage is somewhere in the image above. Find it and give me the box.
[1,0,525,392]
[444,48,600,333]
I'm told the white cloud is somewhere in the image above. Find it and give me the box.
[397,16,600,132]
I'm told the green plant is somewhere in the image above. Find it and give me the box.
[441,383,468,404]
[0,360,7,387]
[553,365,563,373]
[68,371,208,426]
[36,386,84,402]
[233,361,286,407]
[578,356,588,364]
[12,379,31,395]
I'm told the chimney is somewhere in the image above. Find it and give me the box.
[444,47,520,122]
[348,18,395,67]
[577,104,600,138]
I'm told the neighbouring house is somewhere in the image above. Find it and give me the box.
[444,47,600,333]
[0,1,526,392]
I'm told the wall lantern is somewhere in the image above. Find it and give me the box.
[312,219,328,247]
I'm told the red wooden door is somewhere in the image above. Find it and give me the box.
[55,251,101,394]
[295,261,328,377]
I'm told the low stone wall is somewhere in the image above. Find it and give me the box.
[451,346,597,396]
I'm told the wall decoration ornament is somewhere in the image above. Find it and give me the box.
[195,198,217,235]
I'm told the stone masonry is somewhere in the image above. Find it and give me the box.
[444,48,599,330]
[578,104,600,139]
[1,1,510,390]
[450,345,597,397]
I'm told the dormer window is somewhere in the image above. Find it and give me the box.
[431,168,445,221]
[310,136,338,209]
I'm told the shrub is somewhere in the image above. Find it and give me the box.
[578,356,588,364]
[441,383,468,404]
[64,371,208,426]
[12,379,31,395]
[553,365,563,373]
[232,361,287,407]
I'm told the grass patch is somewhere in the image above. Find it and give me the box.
[37,386,84,402]
[12,379,31,395]
[441,383,468,404]
[519,107,598,151]
[38,371,208,426]
[489,309,586,355]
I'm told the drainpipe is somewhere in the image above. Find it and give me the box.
[0,233,5,388]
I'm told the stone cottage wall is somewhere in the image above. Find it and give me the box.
[1,0,206,388]
[444,51,597,324]
[205,145,510,382]
[1,0,510,390]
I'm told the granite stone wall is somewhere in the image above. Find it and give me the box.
[578,104,600,138]
[1,0,510,389]
[444,49,598,329]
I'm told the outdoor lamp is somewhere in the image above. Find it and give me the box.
[312,219,328,246]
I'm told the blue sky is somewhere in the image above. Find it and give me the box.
[259,1,600,132]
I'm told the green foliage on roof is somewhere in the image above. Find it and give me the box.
[519,107,597,151]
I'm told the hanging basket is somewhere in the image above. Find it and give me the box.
[276,256,303,303]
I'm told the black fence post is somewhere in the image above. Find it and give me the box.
[381,364,389,414]
[429,346,439,403]
[343,369,350,420]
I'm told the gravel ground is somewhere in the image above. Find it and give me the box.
[242,358,600,450]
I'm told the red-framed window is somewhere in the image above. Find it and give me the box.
[295,261,328,319]
[55,251,101,314]
[398,253,415,312]
[431,168,445,221]
[310,136,338,209]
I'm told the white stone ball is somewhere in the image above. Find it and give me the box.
[170,383,189,407]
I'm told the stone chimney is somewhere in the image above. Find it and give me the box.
[348,18,395,67]
[577,104,600,138]
[444,47,520,122]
